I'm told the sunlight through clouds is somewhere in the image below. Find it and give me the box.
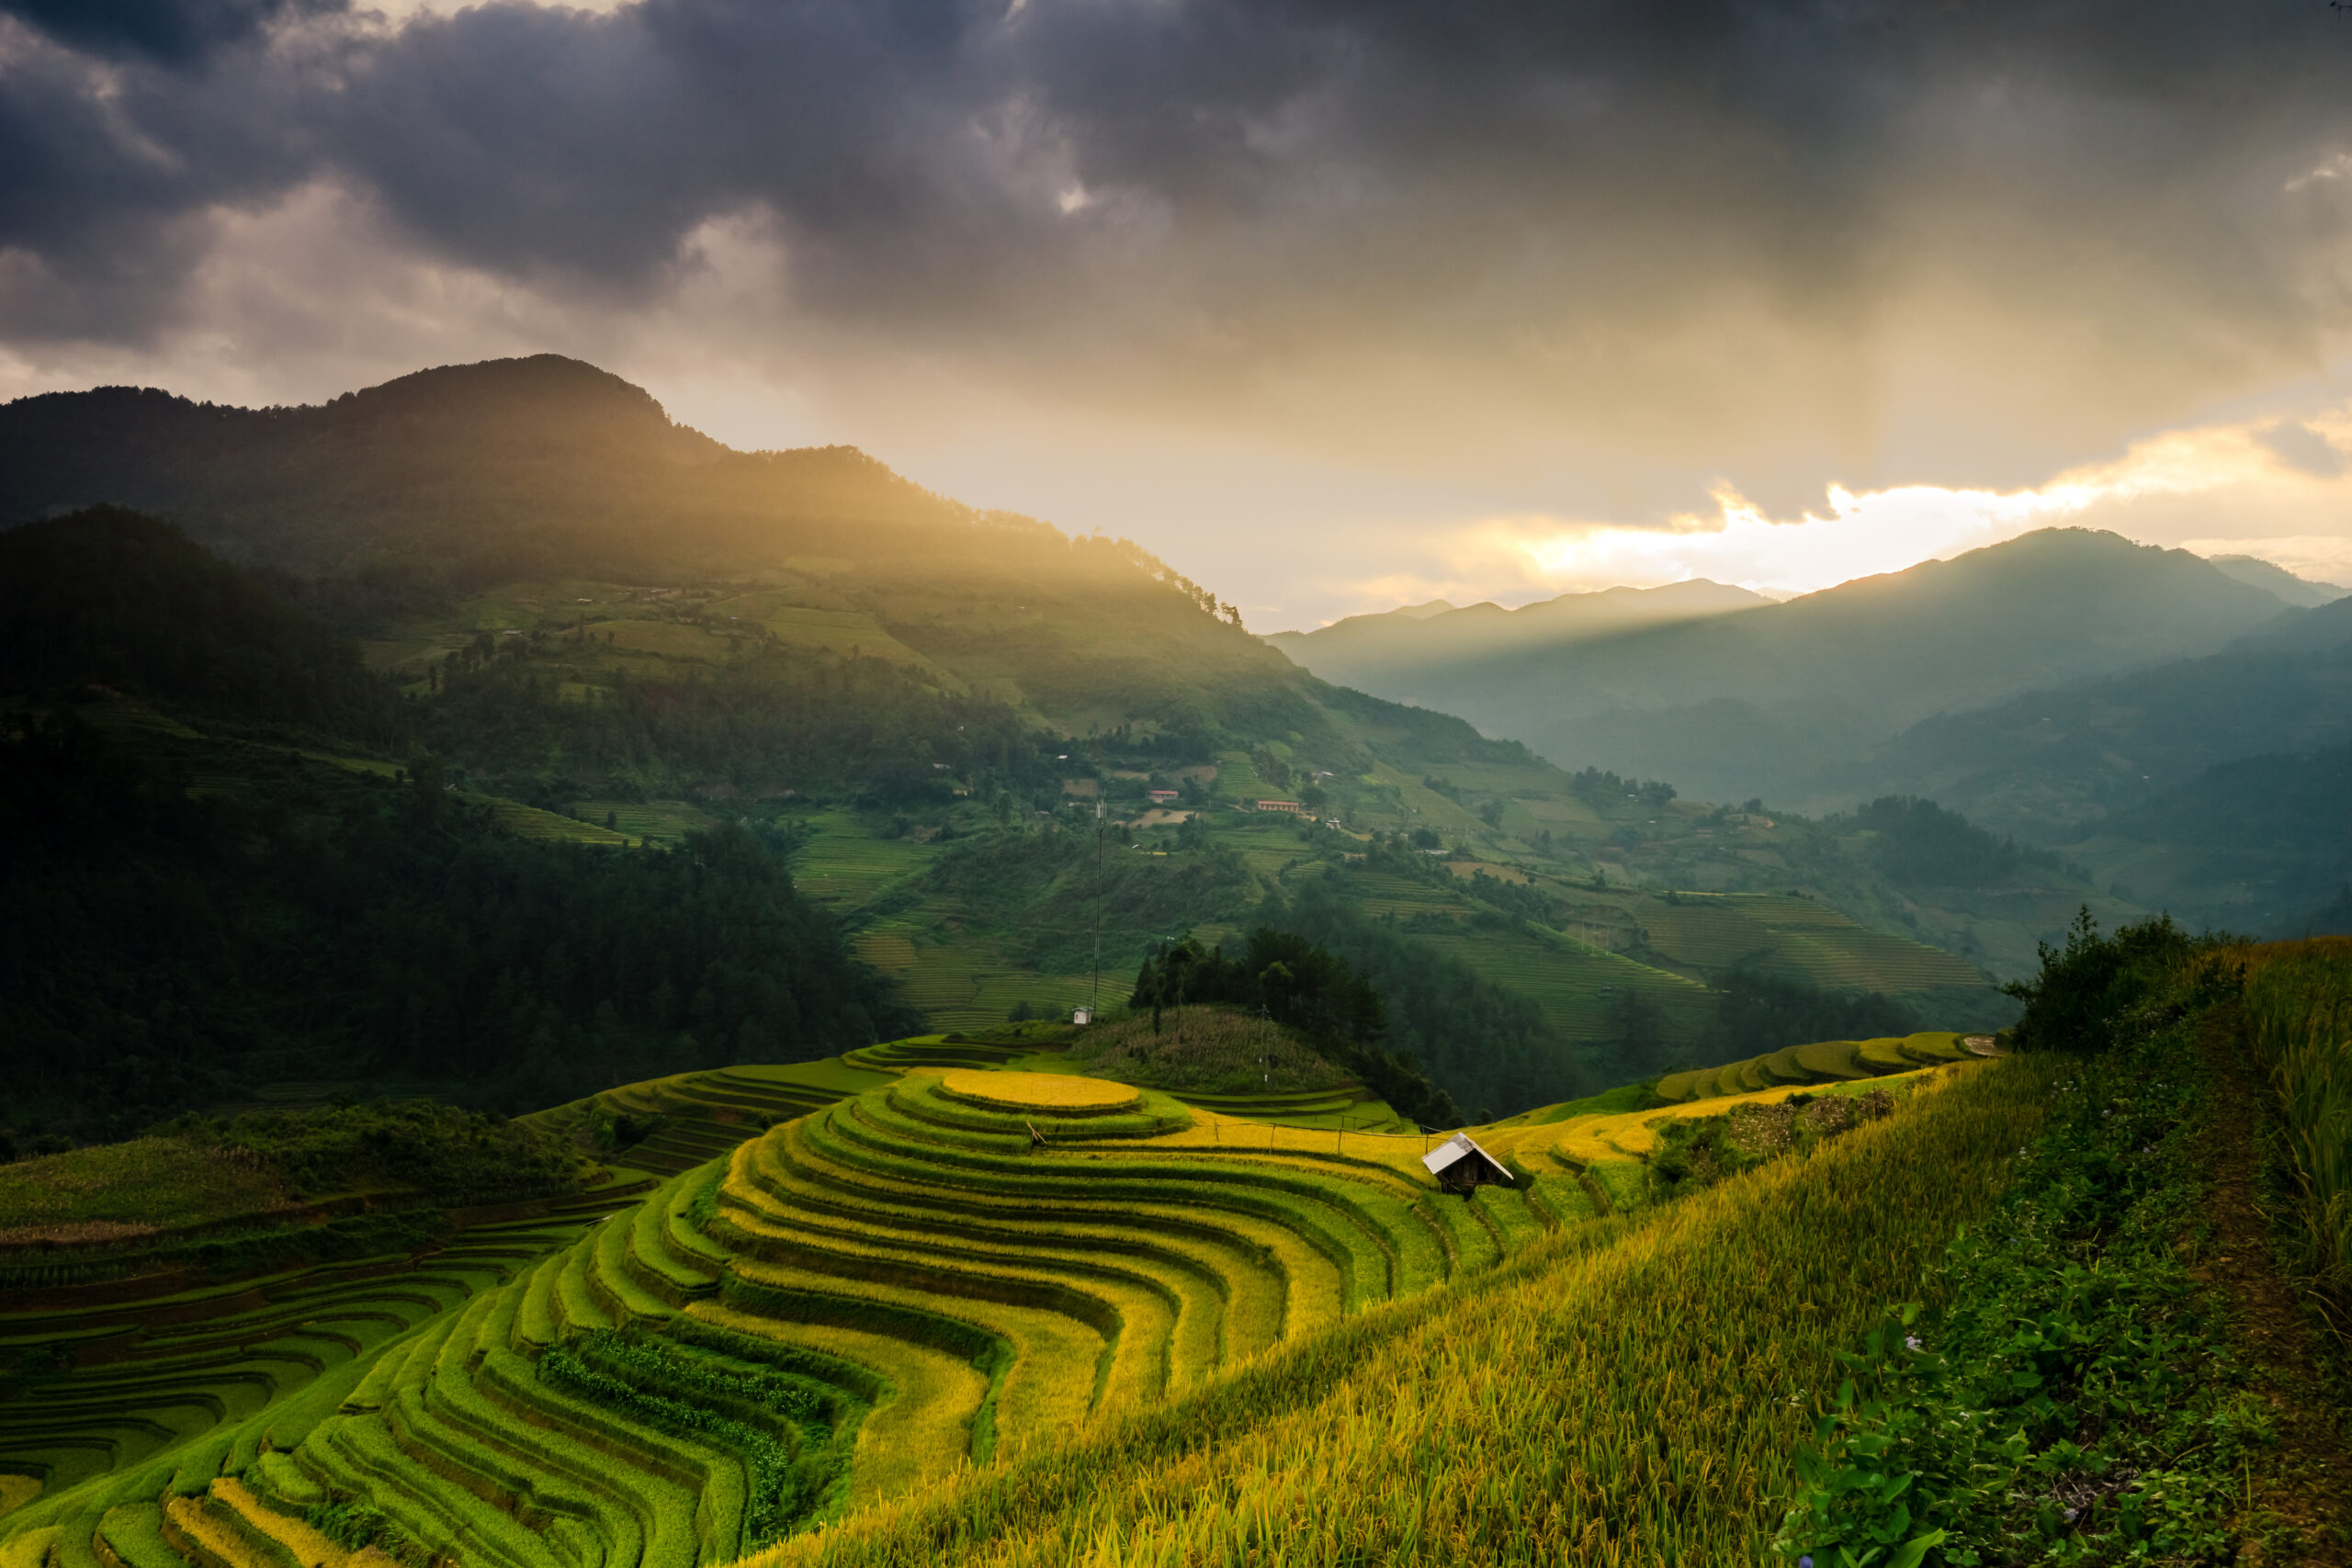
[1313,405,2352,618]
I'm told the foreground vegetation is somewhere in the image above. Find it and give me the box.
[17,923,2342,1568]
[1778,919,2352,1566]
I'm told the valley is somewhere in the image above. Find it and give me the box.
[3,359,2346,1568]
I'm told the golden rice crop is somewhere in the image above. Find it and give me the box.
[939,1071,1143,1112]
[733,1055,2049,1568]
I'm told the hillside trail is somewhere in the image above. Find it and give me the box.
[2198,1006,2352,1566]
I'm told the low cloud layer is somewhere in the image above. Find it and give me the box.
[7,0,2352,620]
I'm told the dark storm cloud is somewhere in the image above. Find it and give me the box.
[1,0,341,64]
[8,0,2352,508]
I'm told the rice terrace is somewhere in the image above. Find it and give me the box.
[14,29,2352,1559]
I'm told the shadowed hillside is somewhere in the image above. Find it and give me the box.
[1271,528,2300,810]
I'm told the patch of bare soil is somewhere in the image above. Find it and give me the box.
[2199,1006,2352,1566]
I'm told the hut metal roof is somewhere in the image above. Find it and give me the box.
[1420,1132,1512,1181]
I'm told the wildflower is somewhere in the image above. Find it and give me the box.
[1905,1335,1923,1351]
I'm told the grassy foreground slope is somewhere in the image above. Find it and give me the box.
[739,1055,2044,1568]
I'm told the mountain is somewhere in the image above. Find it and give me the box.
[2205,553,2348,608]
[1266,579,1770,690]
[1272,529,2297,812]
[1839,594,2352,846]
[0,506,406,745]
[2064,739,2352,934]
[0,361,2052,1131]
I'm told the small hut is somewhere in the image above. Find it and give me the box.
[1420,1133,1513,1196]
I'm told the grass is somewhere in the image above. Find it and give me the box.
[0,1141,285,1243]
[731,1055,2042,1568]
[2236,935,2352,1323]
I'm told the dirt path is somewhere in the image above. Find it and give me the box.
[2199,1006,2352,1565]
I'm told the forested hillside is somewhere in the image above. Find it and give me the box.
[0,361,2054,1137]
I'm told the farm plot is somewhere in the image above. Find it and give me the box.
[1720,894,1986,992]
[785,817,934,908]
[209,1063,1559,1568]
[739,1055,2047,1568]
[1653,1031,1995,1104]
[568,800,718,843]
[0,1181,637,1568]
[526,1056,897,1179]
[1411,924,1714,1046]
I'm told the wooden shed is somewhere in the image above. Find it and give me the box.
[1420,1133,1513,1196]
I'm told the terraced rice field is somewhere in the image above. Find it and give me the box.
[73,1058,1559,1568]
[0,1181,643,1568]
[1334,869,1461,920]
[1638,893,1986,993]
[741,1055,2045,1568]
[1211,750,1272,804]
[530,1059,899,1178]
[1652,1031,1996,1103]
[846,923,1099,1034]
[0,1055,923,1568]
[785,818,934,908]
[1717,894,1984,991]
[470,795,635,847]
[569,800,719,843]
[1411,925,1715,1044]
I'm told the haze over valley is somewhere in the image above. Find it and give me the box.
[5,5,2352,1567]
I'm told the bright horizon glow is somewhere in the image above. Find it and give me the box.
[1276,406,2352,628]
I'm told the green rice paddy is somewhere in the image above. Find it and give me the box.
[1,1044,1582,1568]
[1653,1030,1995,1103]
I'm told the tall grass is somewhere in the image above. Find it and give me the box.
[2238,935,2352,1322]
[735,1057,2048,1568]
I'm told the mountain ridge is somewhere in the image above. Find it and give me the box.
[1273,527,2297,811]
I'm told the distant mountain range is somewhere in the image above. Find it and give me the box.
[1272,532,2352,935]
[2207,553,2348,608]
[1274,530,2324,800]
[1265,580,1773,681]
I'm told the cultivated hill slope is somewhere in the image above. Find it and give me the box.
[1272,528,2299,809]
[2,367,2064,1116]
[0,1036,1988,1568]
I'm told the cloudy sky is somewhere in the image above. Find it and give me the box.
[7,0,2352,626]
